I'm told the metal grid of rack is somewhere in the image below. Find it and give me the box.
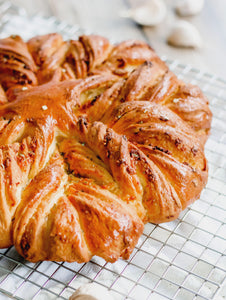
[0,2,225,299]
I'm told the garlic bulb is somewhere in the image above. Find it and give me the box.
[176,0,204,17]
[69,283,114,300]
[167,21,202,48]
[120,0,167,26]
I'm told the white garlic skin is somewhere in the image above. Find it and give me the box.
[176,0,205,17]
[69,283,114,300]
[167,20,202,48]
[125,0,167,26]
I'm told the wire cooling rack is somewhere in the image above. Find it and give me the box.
[0,2,225,300]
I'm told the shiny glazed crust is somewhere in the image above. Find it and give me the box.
[0,34,212,262]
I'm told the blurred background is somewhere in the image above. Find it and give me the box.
[6,0,226,78]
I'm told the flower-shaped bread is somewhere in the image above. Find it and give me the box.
[0,34,212,262]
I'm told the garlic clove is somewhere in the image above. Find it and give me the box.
[69,283,114,300]
[120,0,167,26]
[167,21,202,48]
[176,0,205,17]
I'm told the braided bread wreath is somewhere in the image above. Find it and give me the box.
[0,33,212,263]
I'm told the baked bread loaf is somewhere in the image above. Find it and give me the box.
[0,34,212,262]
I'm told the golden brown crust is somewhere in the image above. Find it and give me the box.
[0,35,37,89]
[0,33,212,263]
